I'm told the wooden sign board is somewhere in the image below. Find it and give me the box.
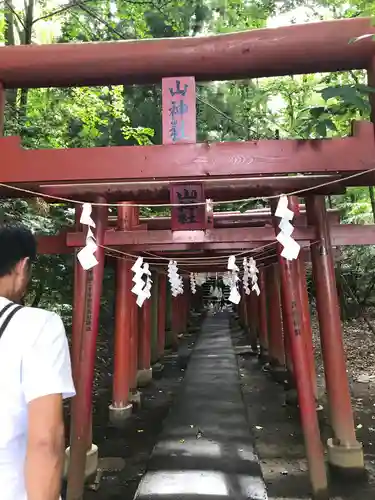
[170,183,206,231]
[162,77,196,144]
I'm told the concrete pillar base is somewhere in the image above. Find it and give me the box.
[327,438,366,479]
[63,444,99,480]
[129,390,142,408]
[108,403,132,427]
[312,489,330,500]
[137,368,153,387]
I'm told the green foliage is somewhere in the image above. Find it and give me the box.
[3,0,375,324]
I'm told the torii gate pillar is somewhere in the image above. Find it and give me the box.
[266,263,285,375]
[271,198,327,498]
[109,203,134,426]
[306,195,364,476]
[66,198,107,499]
[258,267,269,362]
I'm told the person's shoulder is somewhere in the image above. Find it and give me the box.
[19,306,65,345]
[21,305,61,326]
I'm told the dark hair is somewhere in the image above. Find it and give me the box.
[0,225,37,277]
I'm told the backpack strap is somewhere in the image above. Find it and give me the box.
[0,302,15,319]
[0,303,24,340]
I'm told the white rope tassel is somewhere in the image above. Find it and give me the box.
[131,257,152,307]
[168,260,183,297]
[190,273,197,294]
[227,255,241,304]
[242,257,251,295]
[248,257,260,296]
[195,273,207,287]
[222,271,232,288]
[275,195,300,261]
[77,203,99,270]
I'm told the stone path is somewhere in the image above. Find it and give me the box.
[134,312,268,500]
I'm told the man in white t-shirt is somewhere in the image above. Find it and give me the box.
[0,225,76,500]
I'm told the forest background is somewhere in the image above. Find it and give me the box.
[1,0,375,338]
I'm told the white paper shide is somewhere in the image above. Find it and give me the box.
[248,257,260,296]
[190,273,197,294]
[227,255,241,304]
[131,256,153,307]
[275,195,300,261]
[168,260,184,297]
[77,203,99,270]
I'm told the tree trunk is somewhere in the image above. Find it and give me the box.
[4,2,18,110]
[18,0,35,118]
[369,186,375,223]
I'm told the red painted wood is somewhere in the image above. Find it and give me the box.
[243,293,250,338]
[278,256,327,494]
[65,224,375,249]
[70,210,86,387]
[0,18,373,88]
[36,235,341,256]
[136,211,298,230]
[181,290,189,334]
[306,195,358,445]
[70,208,89,450]
[35,209,341,254]
[138,293,151,370]
[66,226,309,247]
[279,265,294,378]
[112,203,133,407]
[18,174,346,202]
[248,292,259,350]
[266,264,285,367]
[258,268,269,358]
[0,83,4,136]
[162,77,196,144]
[66,198,107,499]
[171,296,180,348]
[157,274,167,358]
[296,256,317,400]
[36,210,340,251]
[272,196,327,494]
[129,207,139,391]
[271,197,295,378]
[37,231,71,254]
[0,121,373,184]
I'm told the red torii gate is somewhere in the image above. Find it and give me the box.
[2,16,375,500]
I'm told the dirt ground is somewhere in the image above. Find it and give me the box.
[65,311,375,500]
[232,311,375,500]
[66,328,200,500]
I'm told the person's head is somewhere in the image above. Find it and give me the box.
[0,225,37,303]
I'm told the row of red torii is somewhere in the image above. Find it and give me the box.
[3,16,375,500]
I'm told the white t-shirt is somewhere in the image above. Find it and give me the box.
[0,297,76,500]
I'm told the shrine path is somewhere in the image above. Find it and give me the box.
[134,312,268,500]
